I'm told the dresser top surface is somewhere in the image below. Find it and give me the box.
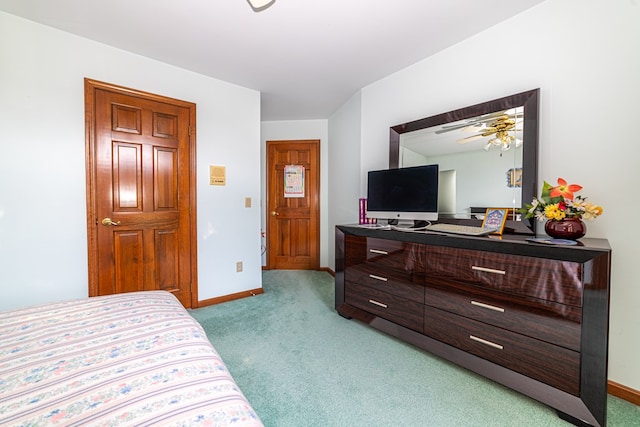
[337,224,611,263]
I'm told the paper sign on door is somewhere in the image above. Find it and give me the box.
[284,165,304,198]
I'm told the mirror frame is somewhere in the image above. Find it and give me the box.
[389,89,539,234]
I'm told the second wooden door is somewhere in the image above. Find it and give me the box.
[266,140,320,270]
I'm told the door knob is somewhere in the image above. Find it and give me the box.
[101,217,121,226]
[271,211,280,216]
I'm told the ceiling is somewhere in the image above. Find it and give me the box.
[0,0,545,121]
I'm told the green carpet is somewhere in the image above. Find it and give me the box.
[190,270,640,427]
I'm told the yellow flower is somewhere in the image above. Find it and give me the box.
[544,204,566,221]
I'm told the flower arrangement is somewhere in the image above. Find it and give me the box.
[523,178,603,222]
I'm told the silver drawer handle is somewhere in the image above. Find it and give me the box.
[471,300,505,313]
[471,265,506,275]
[369,274,388,282]
[369,249,388,255]
[368,299,388,308]
[470,335,504,350]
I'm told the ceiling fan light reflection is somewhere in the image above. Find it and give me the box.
[247,0,275,11]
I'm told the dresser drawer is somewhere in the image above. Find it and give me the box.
[365,238,428,273]
[425,280,581,351]
[425,246,583,306]
[346,264,424,303]
[346,281,424,333]
[425,307,580,395]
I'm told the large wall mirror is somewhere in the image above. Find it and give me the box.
[389,89,539,234]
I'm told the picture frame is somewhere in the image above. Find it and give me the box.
[506,167,523,188]
[482,208,509,235]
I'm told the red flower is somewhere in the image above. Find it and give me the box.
[550,178,582,200]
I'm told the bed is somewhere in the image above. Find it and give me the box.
[0,291,263,426]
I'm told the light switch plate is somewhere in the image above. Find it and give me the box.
[245,197,251,208]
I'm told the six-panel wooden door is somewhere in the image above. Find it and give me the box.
[85,79,197,308]
[266,140,320,270]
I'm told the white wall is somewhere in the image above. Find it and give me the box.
[260,120,329,267]
[0,11,262,309]
[329,0,640,390]
[327,93,363,266]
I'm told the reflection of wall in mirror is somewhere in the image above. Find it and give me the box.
[438,170,456,216]
[400,146,427,167]
[400,145,522,217]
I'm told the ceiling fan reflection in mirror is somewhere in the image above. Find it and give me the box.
[437,107,524,152]
[435,110,515,134]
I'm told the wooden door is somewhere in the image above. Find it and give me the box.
[267,140,320,270]
[84,79,197,308]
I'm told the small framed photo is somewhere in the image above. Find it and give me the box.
[506,167,522,188]
[482,208,509,235]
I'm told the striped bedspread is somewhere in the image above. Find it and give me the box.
[0,291,263,426]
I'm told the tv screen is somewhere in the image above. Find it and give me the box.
[366,164,439,224]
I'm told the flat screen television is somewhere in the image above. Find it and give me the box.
[366,164,439,226]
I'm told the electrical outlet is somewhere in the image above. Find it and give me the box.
[245,197,251,208]
[236,261,243,272]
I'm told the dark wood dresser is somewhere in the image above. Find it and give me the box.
[335,225,611,427]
